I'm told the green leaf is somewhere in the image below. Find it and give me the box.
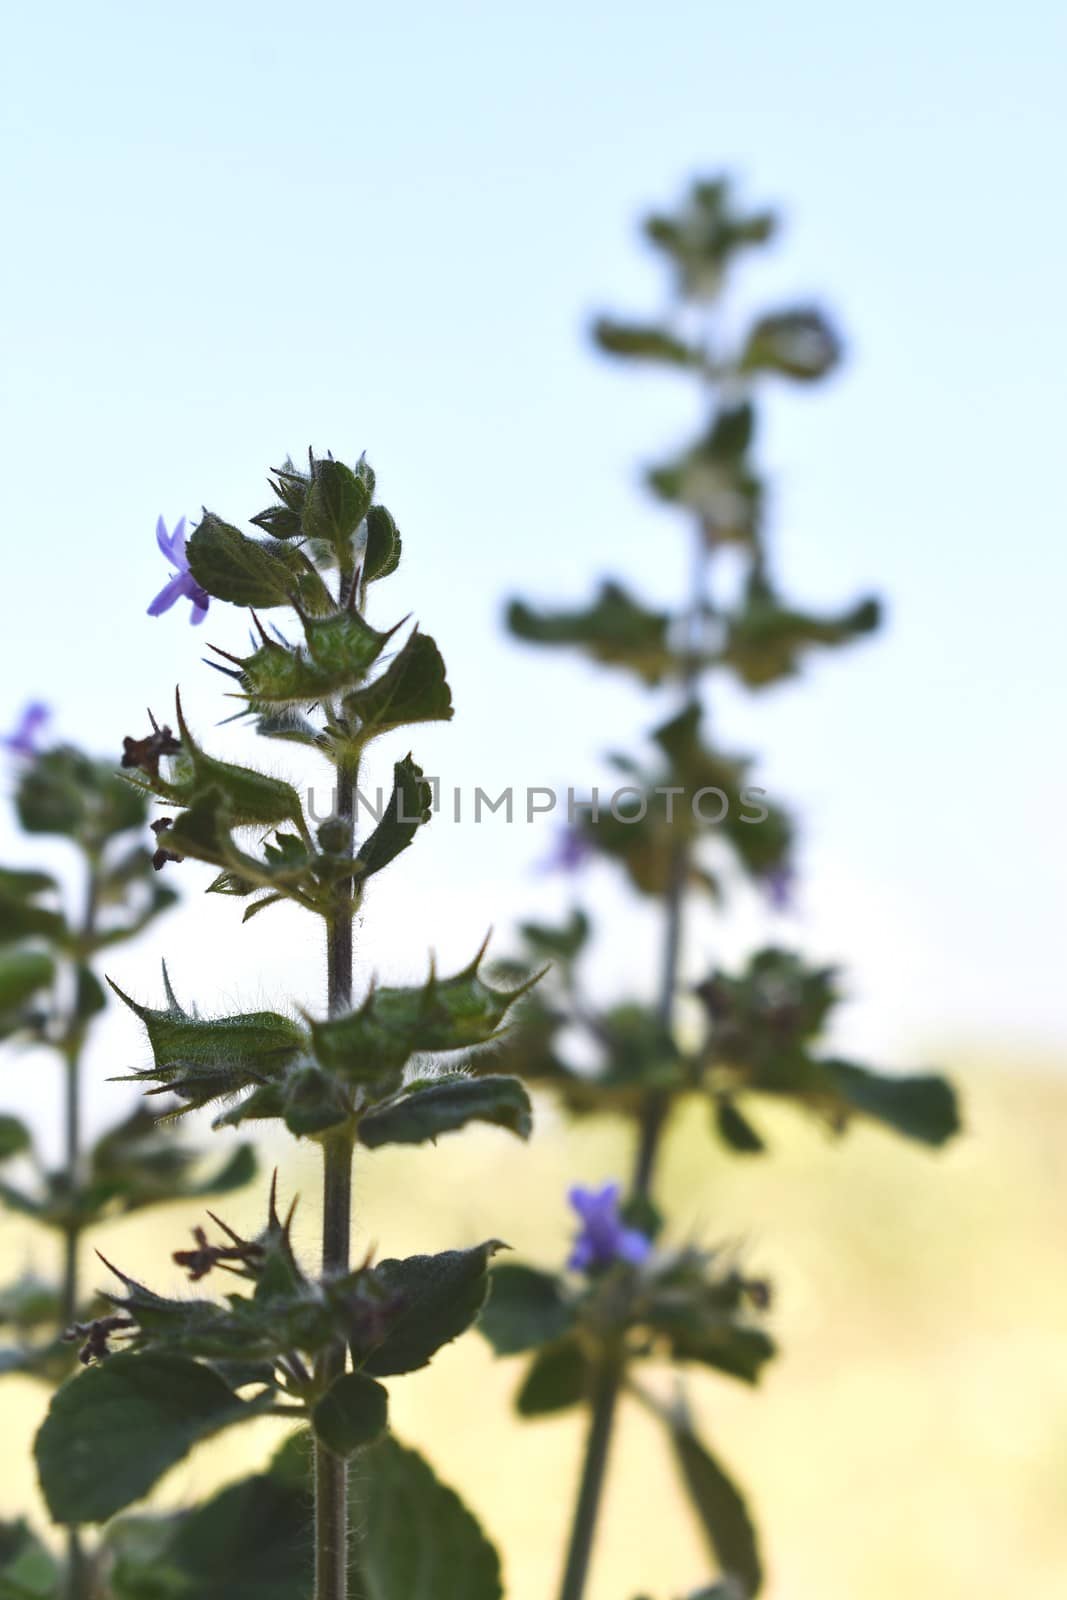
[302,457,373,552]
[0,1116,32,1162]
[0,950,54,1024]
[159,697,308,829]
[713,1098,765,1155]
[669,1418,763,1596]
[355,756,432,878]
[517,909,591,965]
[362,504,402,582]
[821,1059,960,1147]
[351,1436,502,1600]
[592,319,703,366]
[642,175,777,300]
[313,1371,389,1458]
[109,969,307,1113]
[718,572,880,688]
[664,1323,775,1386]
[646,405,762,544]
[0,1518,59,1600]
[740,306,841,382]
[310,948,536,1087]
[186,514,296,608]
[35,1353,274,1524]
[358,1242,503,1376]
[358,1074,532,1149]
[342,630,453,743]
[516,1339,589,1415]
[507,583,675,685]
[478,1264,574,1355]
[17,747,146,844]
[106,1452,311,1600]
[225,610,395,708]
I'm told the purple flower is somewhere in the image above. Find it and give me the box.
[2,701,50,758]
[539,823,594,875]
[148,517,210,625]
[567,1182,652,1273]
[761,859,795,912]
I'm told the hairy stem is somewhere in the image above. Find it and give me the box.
[315,762,356,1600]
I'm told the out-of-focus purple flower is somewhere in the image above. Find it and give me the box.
[762,859,795,912]
[539,823,594,875]
[2,701,50,758]
[148,517,210,625]
[567,1182,652,1272]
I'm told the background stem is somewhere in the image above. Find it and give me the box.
[315,763,356,1600]
[557,1354,624,1600]
[60,857,99,1600]
[557,523,712,1600]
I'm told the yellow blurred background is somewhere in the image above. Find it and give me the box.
[4,1054,1065,1600]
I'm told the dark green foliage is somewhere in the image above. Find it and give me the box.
[342,630,452,742]
[106,1432,501,1600]
[351,1436,503,1600]
[478,1264,576,1355]
[669,1418,763,1596]
[35,1352,274,1524]
[187,514,297,608]
[358,1242,503,1376]
[507,584,675,685]
[357,1074,533,1148]
[699,947,960,1147]
[313,1372,389,1458]
[516,1340,590,1416]
[355,756,433,878]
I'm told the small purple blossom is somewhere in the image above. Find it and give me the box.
[761,859,795,912]
[567,1182,652,1273]
[148,517,210,625]
[2,701,50,758]
[539,823,594,875]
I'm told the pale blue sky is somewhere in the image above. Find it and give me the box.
[2,1,1065,1148]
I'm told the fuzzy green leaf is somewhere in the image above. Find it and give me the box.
[187,515,296,608]
[313,1371,389,1459]
[227,611,395,708]
[35,1353,274,1524]
[355,756,432,879]
[310,950,535,1087]
[358,1074,532,1149]
[109,971,307,1113]
[358,1242,503,1376]
[351,1436,502,1600]
[362,504,402,582]
[301,457,373,550]
[343,631,453,742]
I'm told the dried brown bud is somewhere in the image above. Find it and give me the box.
[121,709,181,779]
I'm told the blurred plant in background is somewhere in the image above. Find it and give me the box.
[0,706,256,1598]
[486,176,961,1600]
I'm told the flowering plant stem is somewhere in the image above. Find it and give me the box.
[315,756,357,1600]
[557,533,708,1600]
